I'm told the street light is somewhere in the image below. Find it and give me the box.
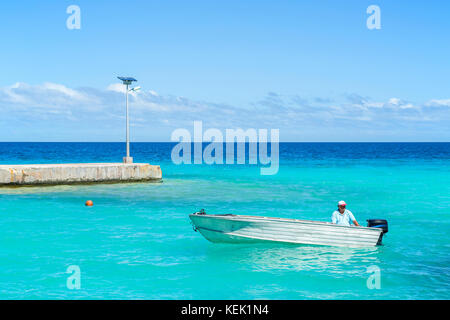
[118,76,138,164]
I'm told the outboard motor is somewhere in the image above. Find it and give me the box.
[367,219,388,234]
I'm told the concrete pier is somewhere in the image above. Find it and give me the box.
[0,163,162,186]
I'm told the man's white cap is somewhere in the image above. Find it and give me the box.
[338,200,347,206]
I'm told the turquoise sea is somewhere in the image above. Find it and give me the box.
[0,142,449,299]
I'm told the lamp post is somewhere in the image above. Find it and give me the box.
[117,76,138,164]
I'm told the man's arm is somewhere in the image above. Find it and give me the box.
[349,211,360,226]
[331,212,337,224]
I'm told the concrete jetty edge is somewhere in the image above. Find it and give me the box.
[0,163,162,186]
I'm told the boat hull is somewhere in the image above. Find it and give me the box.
[189,214,383,247]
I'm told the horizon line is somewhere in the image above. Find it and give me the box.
[0,141,449,144]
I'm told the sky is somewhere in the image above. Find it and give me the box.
[0,0,449,142]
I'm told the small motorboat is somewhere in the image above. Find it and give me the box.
[189,210,388,248]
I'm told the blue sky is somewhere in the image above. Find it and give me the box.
[0,0,449,141]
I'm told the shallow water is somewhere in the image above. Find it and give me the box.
[0,143,449,299]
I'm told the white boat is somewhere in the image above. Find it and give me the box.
[189,210,388,248]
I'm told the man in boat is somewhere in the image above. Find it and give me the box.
[331,201,360,226]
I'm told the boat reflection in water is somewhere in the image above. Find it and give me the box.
[202,241,381,276]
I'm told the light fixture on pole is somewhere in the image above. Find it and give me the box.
[118,76,138,164]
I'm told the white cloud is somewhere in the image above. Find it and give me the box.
[0,82,449,141]
[42,82,86,100]
[425,99,450,107]
[106,83,126,93]
[388,97,401,105]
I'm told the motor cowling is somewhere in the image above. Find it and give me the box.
[367,219,388,234]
